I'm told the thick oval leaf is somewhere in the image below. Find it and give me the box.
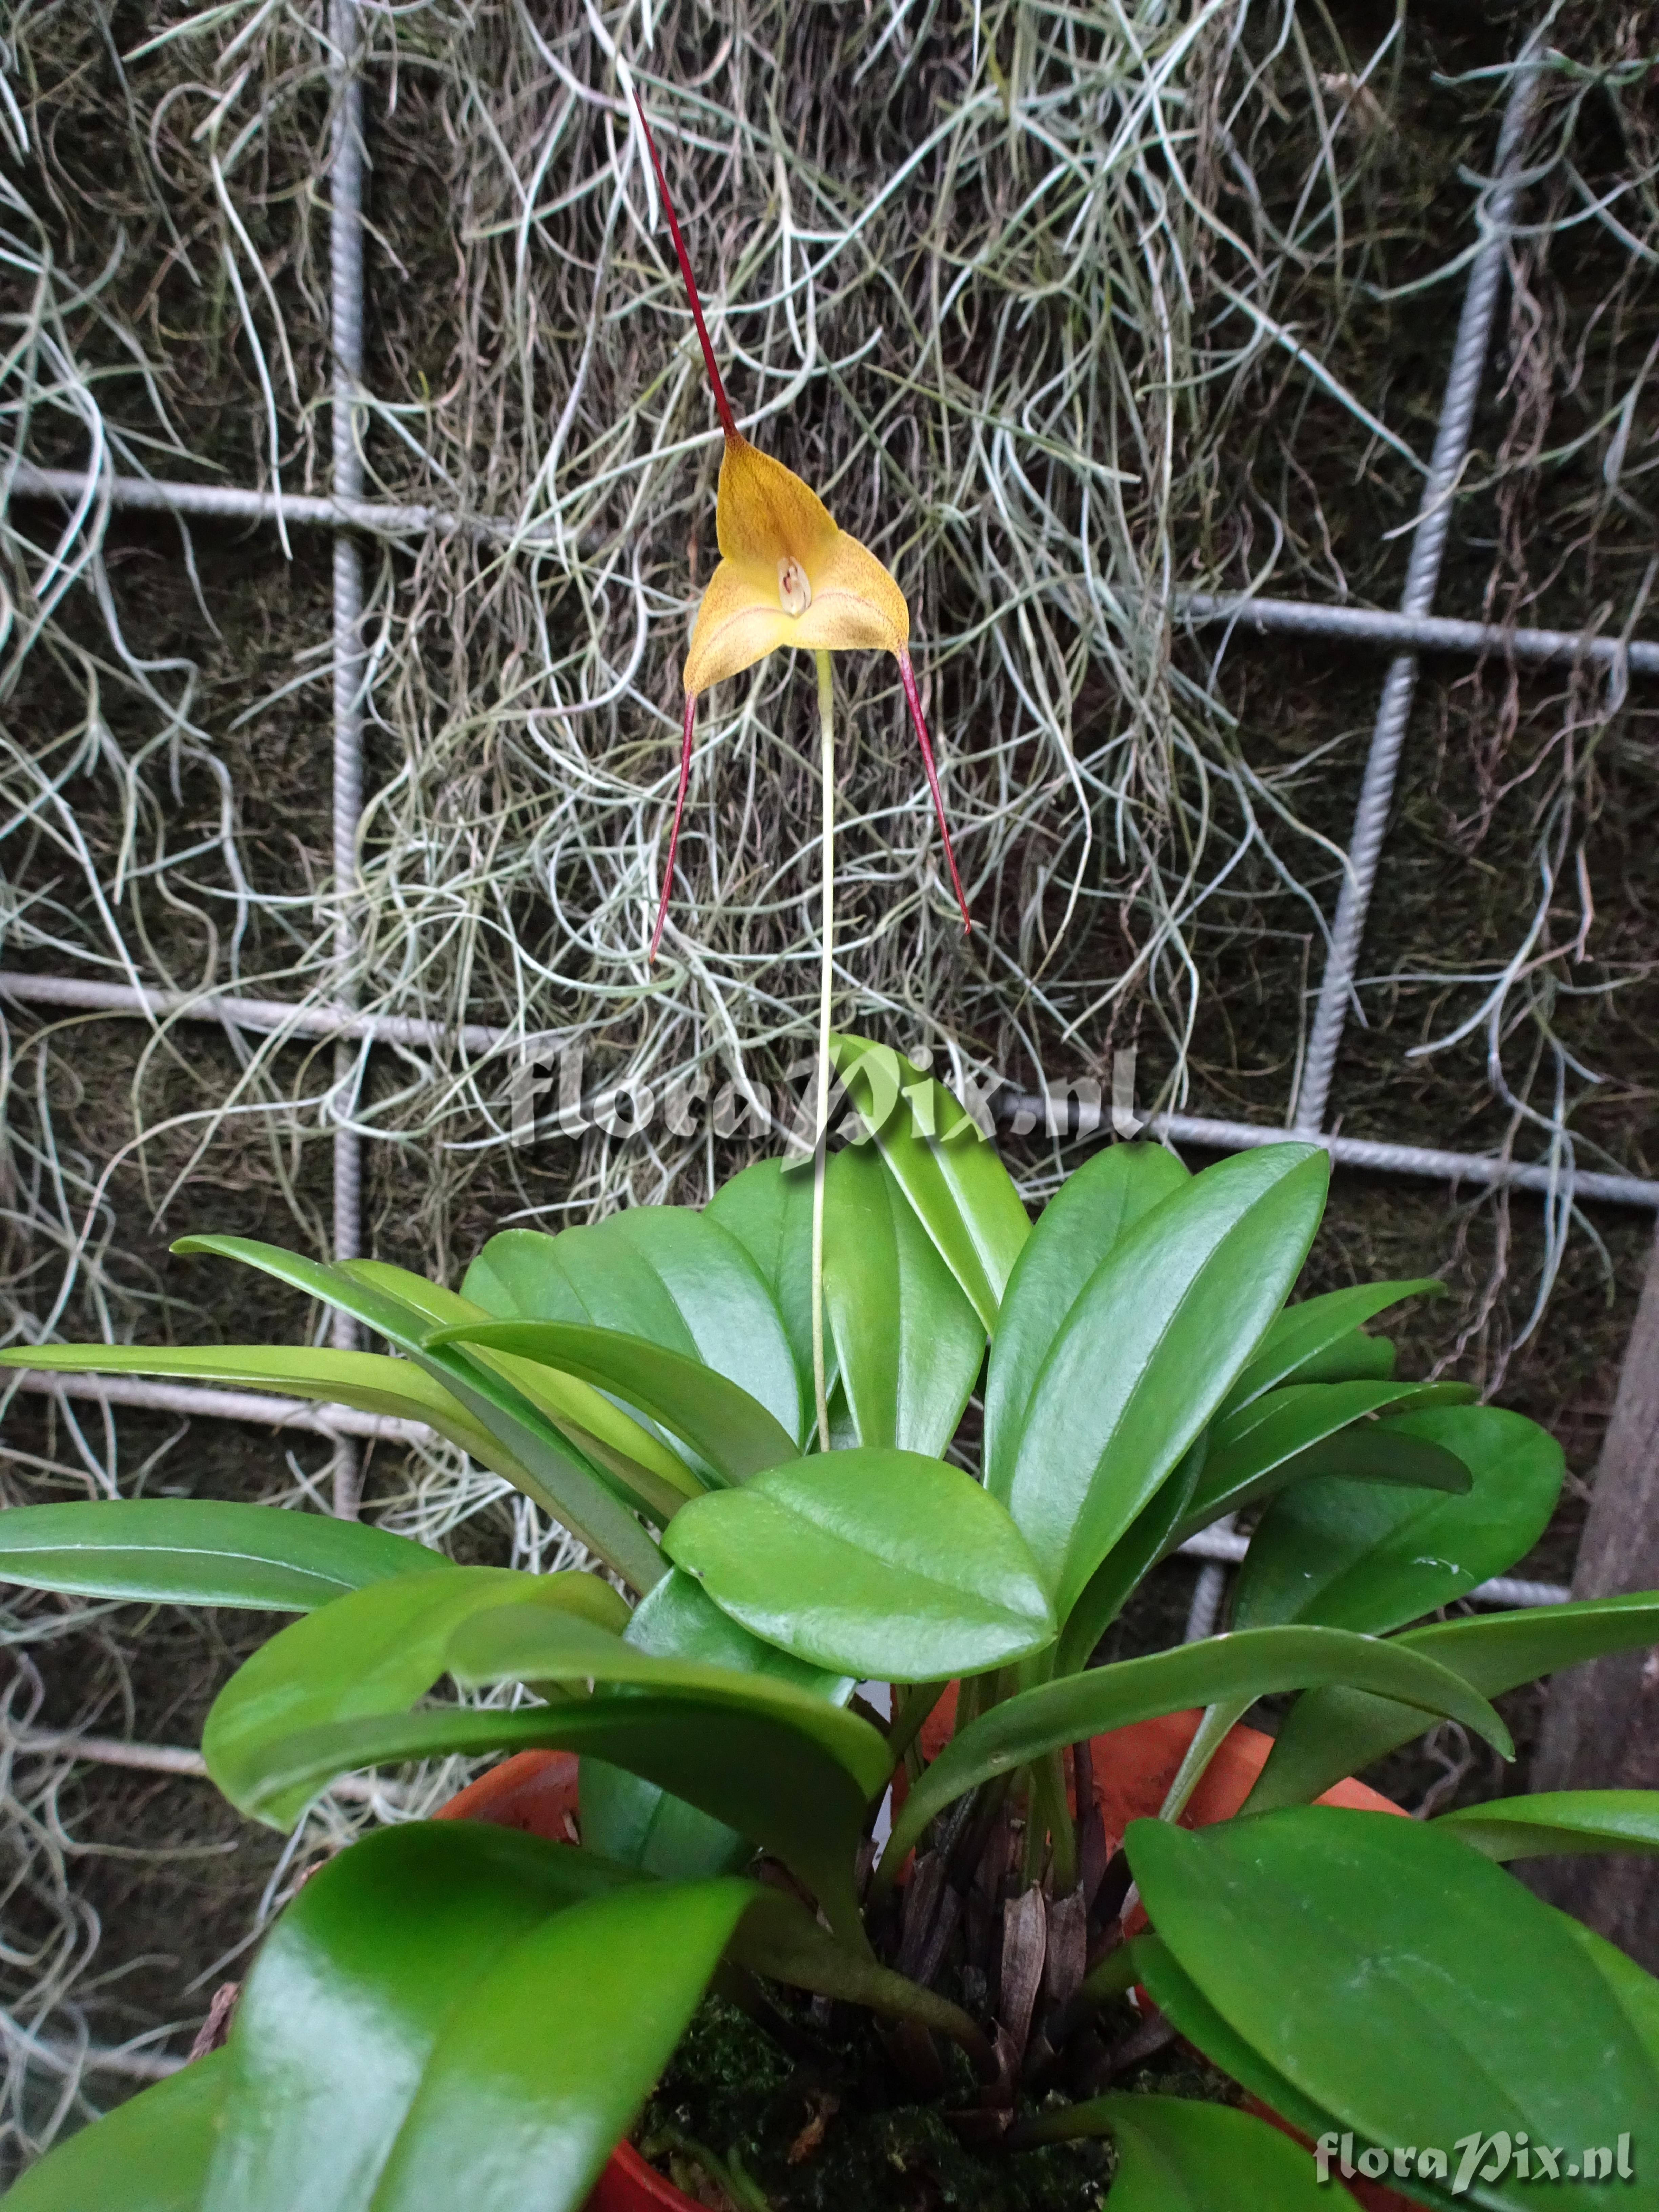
[203,1821,637,2212]
[0,1338,503,1463]
[983,1141,1190,1482]
[1231,1405,1564,1636]
[203,1565,628,1825]
[345,1260,702,1511]
[5,2047,227,2212]
[993,1145,1330,1619]
[1219,1278,1443,1413]
[704,1157,821,1403]
[1177,1380,1474,1533]
[1130,1937,1351,2162]
[1560,1913,1659,2065]
[460,1209,801,1446]
[1436,1791,1659,1863]
[427,1319,797,1487]
[172,1235,665,1592]
[878,1624,1509,1881]
[823,1143,985,1458]
[0,1499,452,1612]
[830,1032,1030,1328]
[580,1567,851,1881]
[1017,2093,1358,2209]
[1249,1593,1659,1814]
[368,1879,753,2212]
[660,1446,1056,1679]
[1125,1808,1659,2212]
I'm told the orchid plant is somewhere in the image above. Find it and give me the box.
[4,1035,1659,2212]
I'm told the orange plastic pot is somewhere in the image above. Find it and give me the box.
[438,1712,1415,2212]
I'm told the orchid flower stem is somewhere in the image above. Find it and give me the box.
[810,648,836,1456]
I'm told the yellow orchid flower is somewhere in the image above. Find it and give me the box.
[633,93,971,958]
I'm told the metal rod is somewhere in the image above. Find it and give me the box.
[5,979,1652,1209]
[5,463,455,539]
[1180,593,1659,679]
[7,1369,429,1445]
[328,0,367,1518]
[1183,1560,1229,1642]
[14,465,1657,681]
[999,1095,1659,1210]
[0,970,512,1056]
[6,1724,407,1804]
[1172,1523,1565,1607]
[1293,38,1549,1139]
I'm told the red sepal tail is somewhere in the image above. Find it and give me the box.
[631,89,739,443]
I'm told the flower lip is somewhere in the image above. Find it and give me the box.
[778,557,812,616]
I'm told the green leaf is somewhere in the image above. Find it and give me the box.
[5,2049,227,2212]
[983,1141,1190,1484]
[660,1445,1057,1679]
[1125,1808,1659,2212]
[344,1260,703,1512]
[1232,1405,1564,1636]
[878,1624,1509,1881]
[1055,1436,1206,1676]
[1559,1913,1659,2066]
[368,1878,753,2212]
[730,1887,988,2065]
[580,1568,852,1881]
[459,1209,802,1447]
[829,1032,1030,1328]
[427,1319,797,1487]
[171,1235,665,1592]
[203,1565,628,1825]
[1436,1790,1659,1863]
[0,1499,453,1612]
[1131,1937,1349,2160]
[705,1158,822,1404]
[202,1821,638,2212]
[0,1339,503,1463]
[1177,1380,1474,1534]
[1016,2093,1359,2209]
[1249,1592,1659,1813]
[822,1143,985,1458]
[223,1666,882,1944]
[990,1145,1330,1620]
[445,1609,886,1930]
[1220,1278,1443,1413]
[1283,1326,1398,1385]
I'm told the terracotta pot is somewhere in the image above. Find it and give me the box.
[439,1713,1415,2212]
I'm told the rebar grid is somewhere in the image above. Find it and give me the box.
[1293,33,1549,1139]
[2,0,1657,2162]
